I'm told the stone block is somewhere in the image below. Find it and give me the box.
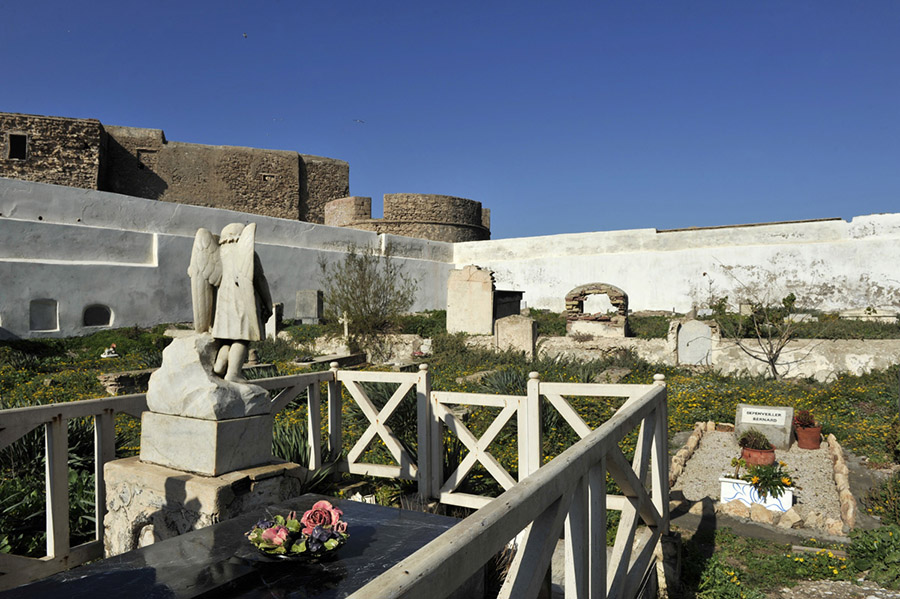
[777,508,803,529]
[719,499,750,518]
[686,435,699,452]
[104,457,305,557]
[735,404,794,450]
[446,265,494,335]
[495,314,536,359]
[566,319,626,338]
[146,333,270,420]
[295,289,323,324]
[825,517,845,536]
[750,503,775,524]
[677,319,713,366]
[140,412,274,476]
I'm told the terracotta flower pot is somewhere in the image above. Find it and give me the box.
[795,426,822,449]
[741,446,776,466]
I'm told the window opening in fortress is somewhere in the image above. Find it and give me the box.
[7,134,27,160]
[29,299,59,332]
[83,304,113,327]
[261,173,276,182]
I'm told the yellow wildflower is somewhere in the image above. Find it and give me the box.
[782,477,791,486]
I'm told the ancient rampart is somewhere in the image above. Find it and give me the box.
[325,193,490,243]
[0,112,349,223]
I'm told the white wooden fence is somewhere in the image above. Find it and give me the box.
[0,365,669,598]
[349,373,670,599]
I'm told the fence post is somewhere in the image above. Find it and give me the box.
[651,374,669,531]
[327,363,342,460]
[308,379,323,471]
[45,415,69,558]
[518,371,542,481]
[416,363,433,498]
[94,409,116,543]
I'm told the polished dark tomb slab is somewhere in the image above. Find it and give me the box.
[3,495,467,599]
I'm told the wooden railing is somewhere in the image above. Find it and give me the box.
[0,393,147,590]
[0,370,332,590]
[349,373,669,599]
[1,365,669,598]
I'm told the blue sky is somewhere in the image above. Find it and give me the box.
[2,1,898,239]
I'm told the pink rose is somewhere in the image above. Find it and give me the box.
[261,525,289,546]
[301,501,344,534]
[333,520,347,534]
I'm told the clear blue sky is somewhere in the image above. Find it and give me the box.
[3,1,898,239]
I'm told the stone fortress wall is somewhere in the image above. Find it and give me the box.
[324,193,491,243]
[0,112,349,223]
[0,113,105,190]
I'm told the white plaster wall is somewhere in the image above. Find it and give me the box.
[453,216,900,315]
[0,178,452,338]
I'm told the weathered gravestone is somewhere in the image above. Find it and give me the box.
[447,265,495,335]
[677,319,713,365]
[295,289,323,324]
[735,403,794,450]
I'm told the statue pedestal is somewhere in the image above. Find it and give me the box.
[140,412,274,476]
[103,457,306,557]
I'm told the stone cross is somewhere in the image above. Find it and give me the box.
[339,311,350,339]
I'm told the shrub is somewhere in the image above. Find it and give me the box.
[628,314,672,339]
[530,310,567,337]
[319,244,417,359]
[397,311,446,338]
[850,525,900,589]
[863,472,900,525]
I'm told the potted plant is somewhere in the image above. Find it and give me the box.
[719,458,795,512]
[738,428,776,466]
[793,409,822,449]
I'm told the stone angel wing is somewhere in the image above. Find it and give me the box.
[188,227,223,332]
[234,223,270,337]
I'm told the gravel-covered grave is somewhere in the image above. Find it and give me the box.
[670,422,857,536]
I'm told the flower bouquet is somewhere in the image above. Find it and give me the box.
[247,500,349,559]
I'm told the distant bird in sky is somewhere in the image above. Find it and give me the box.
[353,119,365,124]
[242,33,247,38]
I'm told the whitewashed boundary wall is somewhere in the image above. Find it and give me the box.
[453,216,900,315]
[0,178,453,338]
[4,175,900,340]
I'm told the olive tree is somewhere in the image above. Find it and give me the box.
[318,244,417,359]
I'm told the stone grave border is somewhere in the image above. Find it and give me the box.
[669,421,858,535]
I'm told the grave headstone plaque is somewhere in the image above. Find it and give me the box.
[677,319,712,366]
[734,403,794,450]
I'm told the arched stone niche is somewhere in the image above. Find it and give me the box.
[565,283,628,322]
[83,304,113,327]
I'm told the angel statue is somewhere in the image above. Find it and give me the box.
[188,223,272,382]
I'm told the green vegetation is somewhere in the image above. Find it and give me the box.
[530,309,567,337]
[5,322,900,595]
[318,244,417,359]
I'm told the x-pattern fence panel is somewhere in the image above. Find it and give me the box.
[349,374,669,599]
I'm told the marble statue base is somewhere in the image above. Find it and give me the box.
[103,457,306,557]
[140,411,274,476]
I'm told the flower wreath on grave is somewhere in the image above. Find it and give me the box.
[247,500,349,559]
